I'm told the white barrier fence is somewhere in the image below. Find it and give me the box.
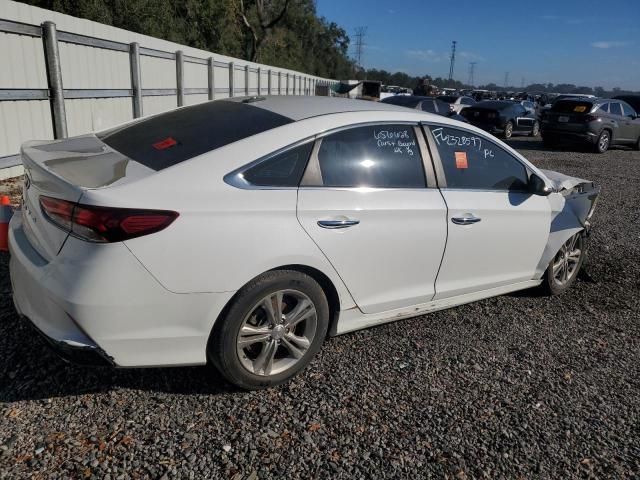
[0,0,336,179]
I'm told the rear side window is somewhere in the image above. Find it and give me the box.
[315,125,426,188]
[429,126,529,192]
[622,103,636,117]
[98,100,293,171]
[242,143,312,187]
[421,101,437,113]
[609,103,623,116]
[552,100,594,113]
[598,103,610,113]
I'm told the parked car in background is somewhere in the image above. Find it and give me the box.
[541,98,640,152]
[9,96,600,389]
[437,95,476,114]
[381,95,468,122]
[460,100,540,138]
[613,94,640,114]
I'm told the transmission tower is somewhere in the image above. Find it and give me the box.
[448,41,457,81]
[353,27,367,70]
[468,62,477,86]
[503,71,510,89]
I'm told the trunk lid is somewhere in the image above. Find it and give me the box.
[20,135,154,260]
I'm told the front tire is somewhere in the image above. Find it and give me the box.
[208,270,329,390]
[594,129,610,153]
[503,121,514,139]
[541,232,586,295]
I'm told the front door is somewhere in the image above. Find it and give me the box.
[426,125,550,299]
[297,124,448,314]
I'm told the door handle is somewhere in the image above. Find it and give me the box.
[317,219,360,229]
[451,215,481,225]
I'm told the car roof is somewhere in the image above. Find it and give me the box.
[227,95,412,121]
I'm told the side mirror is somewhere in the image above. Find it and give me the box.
[529,173,552,196]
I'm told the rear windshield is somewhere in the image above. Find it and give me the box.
[472,101,510,110]
[437,96,458,103]
[98,100,293,170]
[551,100,594,114]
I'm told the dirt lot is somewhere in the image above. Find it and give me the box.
[1,137,639,479]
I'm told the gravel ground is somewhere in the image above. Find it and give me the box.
[1,137,639,479]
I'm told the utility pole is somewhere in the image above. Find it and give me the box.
[503,71,509,89]
[448,40,457,82]
[353,27,367,71]
[468,61,477,86]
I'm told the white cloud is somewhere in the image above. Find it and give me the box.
[405,49,443,62]
[459,51,486,62]
[591,41,630,49]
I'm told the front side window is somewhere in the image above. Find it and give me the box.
[242,143,313,187]
[314,125,426,188]
[429,126,529,191]
[610,103,623,116]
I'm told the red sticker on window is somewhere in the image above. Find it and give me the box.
[455,151,468,169]
[152,137,177,150]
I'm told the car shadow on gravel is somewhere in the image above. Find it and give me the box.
[0,314,240,402]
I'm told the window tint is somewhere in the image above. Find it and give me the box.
[461,97,474,105]
[621,103,636,117]
[316,125,426,188]
[610,103,623,116]
[429,126,529,191]
[552,100,594,113]
[421,101,437,113]
[98,100,293,171]
[242,143,312,187]
[598,103,609,113]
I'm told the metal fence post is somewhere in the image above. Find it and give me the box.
[278,72,282,95]
[257,67,261,96]
[267,69,272,95]
[42,21,67,139]
[129,42,142,118]
[208,57,215,100]
[229,62,234,97]
[286,73,290,95]
[245,65,250,96]
[176,50,184,107]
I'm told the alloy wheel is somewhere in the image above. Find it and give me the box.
[236,289,317,376]
[598,131,610,152]
[552,233,583,286]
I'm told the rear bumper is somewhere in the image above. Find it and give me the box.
[9,210,235,367]
[21,314,114,366]
[541,127,599,144]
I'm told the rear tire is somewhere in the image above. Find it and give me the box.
[529,121,540,137]
[208,270,329,390]
[540,231,586,295]
[503,121,514,139]
[594,129,610,153]
[634,136,640,151]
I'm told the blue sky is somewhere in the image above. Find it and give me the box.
[316,0,640,89]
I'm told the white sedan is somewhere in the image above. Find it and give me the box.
[9,96,600,389]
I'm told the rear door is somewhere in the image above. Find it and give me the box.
[618,102,638,141]
[425,125,550,299]
[609,102,629,141]
[296,124,447,314]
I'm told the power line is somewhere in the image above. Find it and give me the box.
[468,62,477,86]
[353,26,367,70]
[448,40,457,81]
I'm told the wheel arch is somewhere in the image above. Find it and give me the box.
[208,264,343,352]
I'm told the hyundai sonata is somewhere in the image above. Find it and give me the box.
[9,96,599,389]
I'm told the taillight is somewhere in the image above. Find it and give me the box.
[583,114,598,122]
[40,196,178,243]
